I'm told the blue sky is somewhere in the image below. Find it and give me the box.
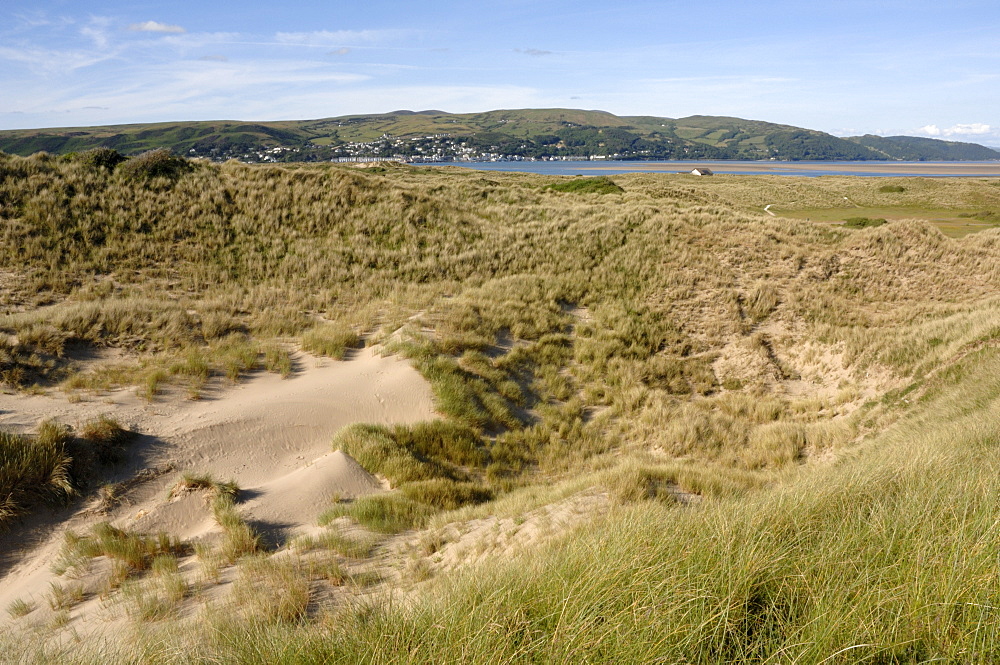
[2,1,999,145]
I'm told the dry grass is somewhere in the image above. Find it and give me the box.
[6,155,1000,660]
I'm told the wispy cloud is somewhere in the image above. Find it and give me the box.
[329,47,351,56]
[274,29,410,47]
[128,21,187,34]
[80,16,112,49]
[515,48,553,57]
[0,43,121,74]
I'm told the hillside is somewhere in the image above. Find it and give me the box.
[0,109,997,163]
[846,133,1000,161]
[3,152,1000,660]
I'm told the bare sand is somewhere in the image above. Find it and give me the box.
[0,346,436,631]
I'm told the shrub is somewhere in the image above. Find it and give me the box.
[78,147,126,170]
[878,184,906,193]
[118,149,189,181]
[844,217,887,228]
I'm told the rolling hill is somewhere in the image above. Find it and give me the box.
[0,109,996,163]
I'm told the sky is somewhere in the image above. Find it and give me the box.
[2,0,999,145]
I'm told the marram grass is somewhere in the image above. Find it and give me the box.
[5,154,1000,661]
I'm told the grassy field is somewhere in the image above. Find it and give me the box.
[5,150,1000,661]
[775,206,999,237]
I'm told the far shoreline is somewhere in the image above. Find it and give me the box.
[434,160,1000,178]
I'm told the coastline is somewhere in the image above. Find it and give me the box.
[439,160,1000,177]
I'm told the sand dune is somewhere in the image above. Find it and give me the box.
[0,346,436,630]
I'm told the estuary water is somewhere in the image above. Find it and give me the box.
[434,160,1000,178]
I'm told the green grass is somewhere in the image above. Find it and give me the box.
[54,522,187,586]
[7,155,1000,660]
[544,176,624,195]
[320,493,436,533]
[774,206,996,237]
[118,348,1000,662]
[843,216,887,228]
[300,323,360,359]
[5,598,34,619]
[0,424,73,526]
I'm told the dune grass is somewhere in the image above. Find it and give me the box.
[6,154,1000,659]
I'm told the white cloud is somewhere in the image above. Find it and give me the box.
[917,123,993,138]
[128,21,186,34]
[947,123,991,135]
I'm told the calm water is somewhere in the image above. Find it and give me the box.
[429,160,1000,178]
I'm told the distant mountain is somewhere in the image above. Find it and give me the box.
[1,109,997,163]
[845,134,1000,161]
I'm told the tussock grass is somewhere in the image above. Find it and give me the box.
[8,156,1000,659]
[168,353,1000,661]
[212,493,262,563]
[300,323,359,359]
[400,478,493,510]
[61,415,134,490]
[5,598,34,619]
[0,423,73,526]
[320,493,435,533]
[334,420,486,485]
[233,557,311,624]
[47,581,84,610]
[169,472,239,501]
[54,522,187,591]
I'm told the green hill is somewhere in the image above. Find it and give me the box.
[846,133,1000,161]
[0,109,997,162]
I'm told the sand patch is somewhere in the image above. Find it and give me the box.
[0,345,436,636]
[240,451,383,540]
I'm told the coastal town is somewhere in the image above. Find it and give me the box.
[189,132,628,164]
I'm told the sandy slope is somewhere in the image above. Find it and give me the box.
[0,346,436,631]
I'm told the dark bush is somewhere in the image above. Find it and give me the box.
[844,217,887,228]
[79,147,126,170]
[118,149,189,181]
